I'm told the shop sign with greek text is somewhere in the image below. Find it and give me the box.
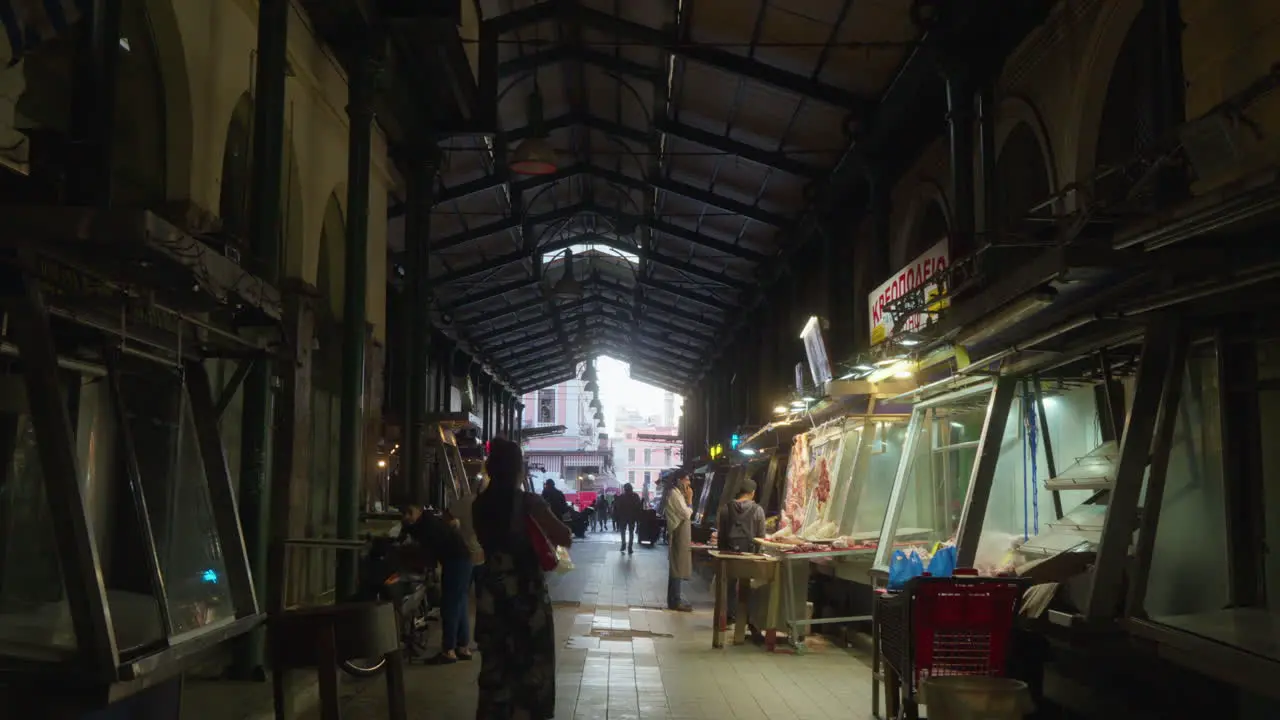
[868,239,949,345]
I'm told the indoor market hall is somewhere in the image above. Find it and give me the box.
[4,0,1280,719]
[181,534,875,720]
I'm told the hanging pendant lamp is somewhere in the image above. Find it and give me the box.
[550,247,583,300]
[509,91,559,175]
[584,379,599,393]
[590,397,602,411]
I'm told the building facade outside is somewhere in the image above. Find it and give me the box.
[612,399,682,503]
[518,376,612,493]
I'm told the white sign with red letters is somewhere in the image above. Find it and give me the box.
[868,239,949,345]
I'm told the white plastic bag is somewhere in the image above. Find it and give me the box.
[553,545,575,574]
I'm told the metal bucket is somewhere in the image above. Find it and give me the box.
[919,677,1034,720]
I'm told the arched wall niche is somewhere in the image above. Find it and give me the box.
[140,0,192,203]
[316,190,346,323]
[215,90,305,278]
[898,180,952,263]
[995,122,1054,232]
[994,94,1059,218]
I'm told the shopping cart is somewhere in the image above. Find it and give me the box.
[875,571,1026,720]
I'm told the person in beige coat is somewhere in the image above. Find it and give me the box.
[664,474,694,612]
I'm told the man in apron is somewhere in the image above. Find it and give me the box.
[664,474,694,612]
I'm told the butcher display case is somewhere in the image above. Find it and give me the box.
[873,380,998,572]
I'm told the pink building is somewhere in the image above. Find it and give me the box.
[519,377,612,492]
[612,402,681,501]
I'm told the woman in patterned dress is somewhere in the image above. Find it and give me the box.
[472,438,572,720]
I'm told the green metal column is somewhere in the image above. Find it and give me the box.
[232,0,288,679]
[336,38,380,598]
[404,147,437,506]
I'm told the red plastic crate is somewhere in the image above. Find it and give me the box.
[907,575,1023,690]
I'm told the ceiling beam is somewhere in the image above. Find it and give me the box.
[587,276,721,329]
[482,2,875,114]
[513,366,578,393]
[498,44,665,85]
[640,277,733,313]
[443,278,539,313]
[458,294,547,325]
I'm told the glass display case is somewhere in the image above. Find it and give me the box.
[874,382,996,571]
[831,416,911,544]
[0,283,261,709]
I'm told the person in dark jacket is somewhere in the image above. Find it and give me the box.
[717,479,766,626]
[400,503,473,662]
[613,483,643,554]
[541,479,569,518]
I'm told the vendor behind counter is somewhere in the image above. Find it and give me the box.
[718,479,766,552]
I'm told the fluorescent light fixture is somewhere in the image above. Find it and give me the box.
[739,448,757,456]
[839,372,857,380]
[799,315,820,340]
[893,370,914,379]
[856,364,875,372]
[773,405,789,414]
[955,291,1056,348]
[875,357,903,367]
[801,396,815,403]
[897,338,921,347]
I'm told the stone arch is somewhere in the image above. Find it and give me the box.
[898,180,951,262]
[140,0,193,203]
[1062,0,1145,190]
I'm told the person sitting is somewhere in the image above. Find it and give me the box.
[717,479,766,631]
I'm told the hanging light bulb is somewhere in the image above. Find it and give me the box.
[508,91,559,175]
[550,247,583,300]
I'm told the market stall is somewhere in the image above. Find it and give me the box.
[746,409,913,650]
[0,210,271,714]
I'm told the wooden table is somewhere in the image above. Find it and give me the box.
[708,550,780,649]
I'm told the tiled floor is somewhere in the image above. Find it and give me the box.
[310,531,880,720]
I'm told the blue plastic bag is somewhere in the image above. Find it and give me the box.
[888,549,926,590]
[927,544,957,578]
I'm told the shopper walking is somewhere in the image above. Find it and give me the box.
[614,483,643,554]
[472,439,571,720]
[664,474,694,612]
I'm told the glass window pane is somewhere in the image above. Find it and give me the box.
[844,419,910,540]
[879,395,988,567]
[119,368,234,637]
[0,374,75,658]
[79,374,164,656]
[1145,347,1229,618]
